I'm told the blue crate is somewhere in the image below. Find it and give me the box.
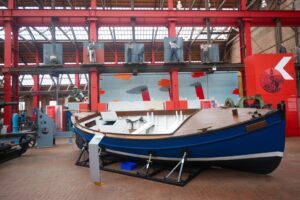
[120,161,137,170]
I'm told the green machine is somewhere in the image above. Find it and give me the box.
[224,95,266,109]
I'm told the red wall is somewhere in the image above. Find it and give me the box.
[245,54,299,137]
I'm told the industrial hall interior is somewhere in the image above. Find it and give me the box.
[0,0,300,199]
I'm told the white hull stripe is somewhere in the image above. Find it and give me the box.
[105,149,283,161]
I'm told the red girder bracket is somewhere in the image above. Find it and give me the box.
[0,10,299,27]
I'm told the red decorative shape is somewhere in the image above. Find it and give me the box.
[165,101,174,110]
[192,72,205,78]
[201,101,212,109]
[232,88,239,95]
[99,89,106,95]
[260,68,284,93]
[158,79,171,88]
[98,103,107,112]
[141,89,151,101]
[195,85,205,99]
[114,73,132,81]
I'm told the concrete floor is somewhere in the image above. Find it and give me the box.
[0,138,299,200]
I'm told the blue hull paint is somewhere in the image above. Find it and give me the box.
[74,111,285,173]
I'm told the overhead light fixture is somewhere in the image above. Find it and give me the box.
[212,65,217,71]
[177,0,183,10]
[261,0,267,8]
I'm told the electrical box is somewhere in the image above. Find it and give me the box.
[43,44,63,65]
[200,43,220,63]
[83,42,104,64]
[164,37,184,62]
[124,43,144,64]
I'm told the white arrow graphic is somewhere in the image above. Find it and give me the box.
[274,56,293,80]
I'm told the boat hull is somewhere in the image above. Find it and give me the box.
[74,111,285,174]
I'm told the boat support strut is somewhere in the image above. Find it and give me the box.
[165,152,187,182]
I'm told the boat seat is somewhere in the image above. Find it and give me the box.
[101,111,118,122]
[131,122,155,134]
[99,119,129,134]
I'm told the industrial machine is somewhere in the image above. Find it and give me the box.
[224,95,268,109]
[0,102,34,163]
[36,109,73,148]
[124,42,144,64]
[0,134,31,164]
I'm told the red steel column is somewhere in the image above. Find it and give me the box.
[3,19,13,132]
[114,48,118,64]
[12,26,19,113]
[3,0,16,132]
[75,48,80,88]
[239,19,252,96]
[239,0,252,96]
[33,48,39,109]
[168,21,176,37]
[244,20,253,57]
[168,0,174,10]
[170,70,179,108]
[168,0,180,109]
[89,0,99,111]
[240,0,247,10]
[151,48,155,64]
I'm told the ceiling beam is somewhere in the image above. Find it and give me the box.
[1,10,300,27]
[189,27,205,47]
[0,0,7,7]
[66,0,74,9]
[189,0,198,10]
[70,27,78,44]
[0,89,88,96]
[31,27,51,43]
[217,0,226,10]
[18,35,36,47]
[1,63,244,75]
[20,28,43,60]
[176,27,183,37]
[57,27,77,48]
[26,27,36,41]
[33,0,43,9]
[246,0,259,9]
[189,27,195,41]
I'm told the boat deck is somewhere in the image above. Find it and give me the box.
[74,108,274,139]
[175,108,272,136]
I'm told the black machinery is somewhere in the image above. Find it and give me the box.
[0,102,35,163]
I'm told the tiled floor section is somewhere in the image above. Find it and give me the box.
[0,138,300,200]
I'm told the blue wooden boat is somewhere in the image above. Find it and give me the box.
[73,106,285,174]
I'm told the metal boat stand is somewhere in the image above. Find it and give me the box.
[75,143,89,167]
[164,152,187,182]
[75,147,206,186]
[137,154,153,176]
